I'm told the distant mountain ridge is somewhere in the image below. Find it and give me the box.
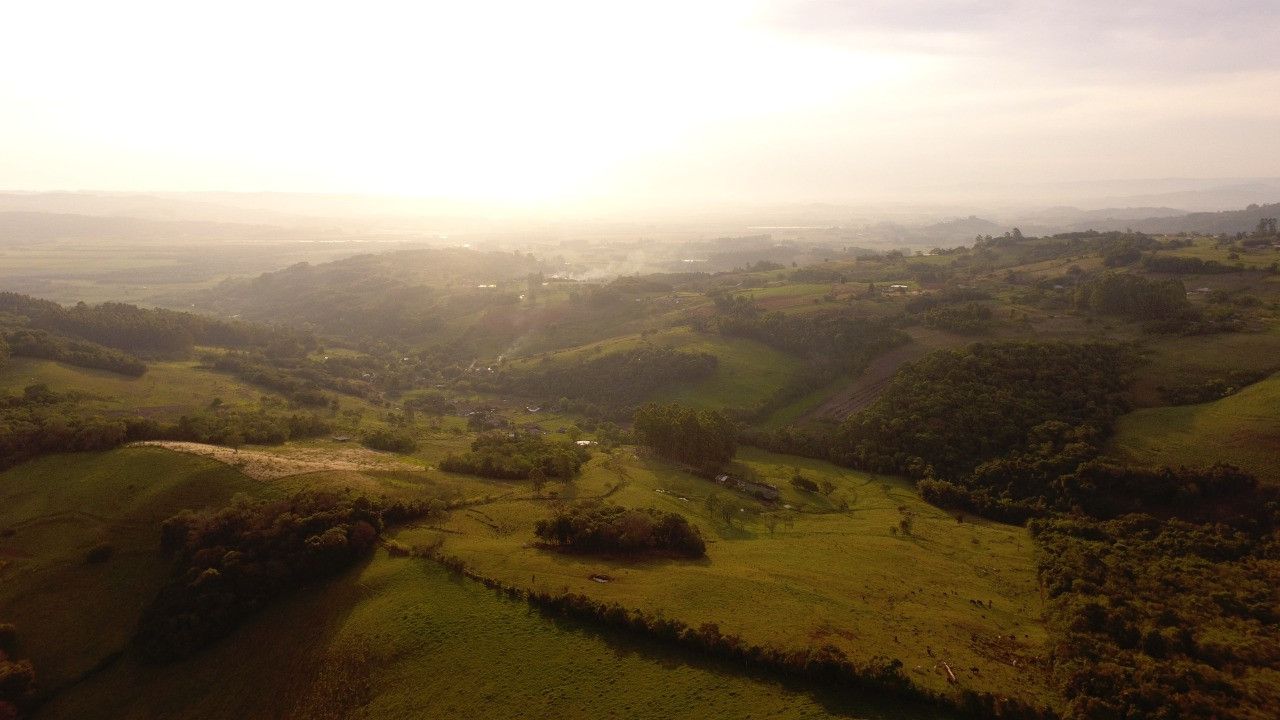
[1070,201,1280,234]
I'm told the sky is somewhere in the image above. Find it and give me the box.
[2,0,1278,208]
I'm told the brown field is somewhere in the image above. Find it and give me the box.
[129,441,424,480]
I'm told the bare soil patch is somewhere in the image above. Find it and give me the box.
[130,441,421,481]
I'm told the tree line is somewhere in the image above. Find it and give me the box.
[433,553,1054,720]
[2,328,147,377]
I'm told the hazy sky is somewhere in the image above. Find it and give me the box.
[3,0,1278,206]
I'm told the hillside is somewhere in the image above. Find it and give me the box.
[2,223,1279,720]
[1088,201,1280,234]
[1109,371,1280,483]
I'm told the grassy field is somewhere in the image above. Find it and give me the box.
[0,357,278,417]
[419,446,1055,708]
[1151,237,1280,270]
[0,448,268,689]
[1109,371,1280,483]
[3,447,954,720]
[1129,329,1280,407]
[1,440,1050,715]
[43,553,955,720]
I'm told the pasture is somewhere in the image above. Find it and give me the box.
[420,446,1055,708]
[0,357,278,417]
[2,446,954,720]
[1109,371,1280,483]
[0,448,267,690]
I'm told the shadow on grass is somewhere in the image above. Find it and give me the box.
[524,599,957,720]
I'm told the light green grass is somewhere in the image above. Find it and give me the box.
[423,446,1054,708]
[44,553,953,720]
[1109,371,1280,483]
[1153,237,1279,270]
[0,357,276,417]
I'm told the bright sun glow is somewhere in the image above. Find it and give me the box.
[2,1,1277,207]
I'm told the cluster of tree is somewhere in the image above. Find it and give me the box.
[633,402,737,471]
[484,347,717,411]
[2,328,147,376]
[438,556,1053,719]
[136,492,438,662]
[401,390,455,415]
[789,266,848,284]
[1099,234,1159,267]
[1072,272,1192,324]
[920,303,992,334]
[608,276,675,293]
[0,292,308,360]
[0,623,37,720]
[903,287,990,314]
[440,432,588,480]
[534,502,706,558]
[1031,504,1279,719]
[834,343,1132,480]
[714,306,906,367]
[360,427,417,453]
[1141,254,1241,274]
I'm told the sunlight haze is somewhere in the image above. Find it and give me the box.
[5,0,1278,208]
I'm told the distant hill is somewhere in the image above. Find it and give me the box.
[187,248,546,342]
[1017,206,1186,226]
[1078,202,1280,234]
[861,215,1008,246]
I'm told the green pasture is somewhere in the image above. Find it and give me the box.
[1109,371,1280,484]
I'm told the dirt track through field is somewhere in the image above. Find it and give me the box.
[130,441,421,481]
[805,328,968,422]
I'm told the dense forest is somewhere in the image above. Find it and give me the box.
[136,493,437,661]
[0,292,306,360]
[1032,483,1279,719]
[633,402,737,471]
[835,342,1133,480]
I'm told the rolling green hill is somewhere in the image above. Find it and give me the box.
[0,448,267,691]
[1109,371,1280,483]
